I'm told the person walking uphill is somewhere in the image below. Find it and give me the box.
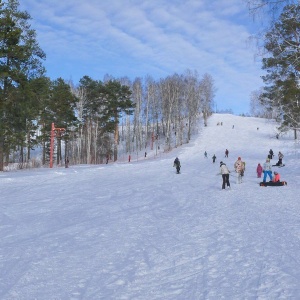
[220,161,230,189]
[263,158,273,182]
[212,154,216,163]
[225,149,229,158]
[173,157,181,174]
[234,157,245,184]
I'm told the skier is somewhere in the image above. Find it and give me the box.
[263,158,273,182]
[256,163,263,178]
[204,151,208,158]
[225,149,229,158]
[212,154,216,163]
[234,157,245,184]
[173,157,181,174]
[220,161,230,190]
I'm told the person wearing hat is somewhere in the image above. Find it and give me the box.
[263,158,273,182]
[234,156,245,184]
[220,161,230,189]
[272,171,280,182]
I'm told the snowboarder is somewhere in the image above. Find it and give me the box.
[256,163,263,178]
[272,171,280,182]
[277,151,284,166]
[212,154,216,163]
[220,161,230,190]
[173,157,181,174]
[234,157,245,184]
[263,158,273,182]
[225,149,229,158]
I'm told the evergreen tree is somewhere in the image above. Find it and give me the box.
[0,0,45,170]
[99,80,134,162]
[261,4,300,137]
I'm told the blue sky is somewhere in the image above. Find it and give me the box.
[19,0,265,114]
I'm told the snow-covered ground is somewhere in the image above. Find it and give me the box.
[1,114,300,300]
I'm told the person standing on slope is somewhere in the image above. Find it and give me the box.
[234,157,245,184]
[256,163,263,178]
[225,149,229,158]
[173,157,181,174]
[220,161,230,190]
[263,158,273,182]
[212,154,216,163]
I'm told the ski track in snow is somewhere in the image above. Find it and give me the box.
[0,114,300,299]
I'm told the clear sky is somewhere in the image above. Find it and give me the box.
[19,0,265,115]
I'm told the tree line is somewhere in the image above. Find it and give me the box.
[0,0,215,171]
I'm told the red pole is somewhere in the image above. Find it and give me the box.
[50,123,55,168]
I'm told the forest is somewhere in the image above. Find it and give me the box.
[1,0,300,171]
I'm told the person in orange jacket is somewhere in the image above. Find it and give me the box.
[272,171,280,182]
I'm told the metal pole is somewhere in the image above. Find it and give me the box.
[50,123,55,168]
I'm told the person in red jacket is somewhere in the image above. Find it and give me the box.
[256,163,263,178]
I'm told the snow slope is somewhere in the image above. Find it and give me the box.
[1,114,300,299]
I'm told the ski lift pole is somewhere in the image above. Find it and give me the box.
[49,123,55,168]
[49,123,66,168]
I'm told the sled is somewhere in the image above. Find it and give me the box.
[259,181,287,187]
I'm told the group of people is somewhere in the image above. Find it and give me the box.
[217,156,245,190]
[174,148,284,188]
[205,149,229,163]
[267,149,284,166]
[256,149,284,183]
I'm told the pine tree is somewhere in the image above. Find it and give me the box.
[0,0,45,170]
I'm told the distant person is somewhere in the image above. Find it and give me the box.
[232,125,234,129]
[220,161,230,190]
[225,149,229,158]
[204,151,208,158]
[173,157,181,174]
[212,154,216,163]
[269,149,274,159]
[234,157,245,184]
[278,151,284,166]
[263,158,273,182]
[272,171,280,182]
[256,163,263,178]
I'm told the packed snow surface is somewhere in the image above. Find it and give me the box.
[1,114,300,299]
